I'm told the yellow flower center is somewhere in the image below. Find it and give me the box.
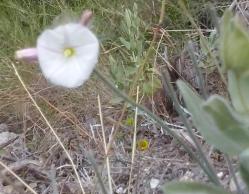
[137,139,149,151]
[63,48,75,58]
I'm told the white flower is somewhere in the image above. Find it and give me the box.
[37,23,99,88]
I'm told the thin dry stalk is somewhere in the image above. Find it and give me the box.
[128,86,140,194]
[11,63,86,194]
[98,95,113,194]
[0,160,38,194]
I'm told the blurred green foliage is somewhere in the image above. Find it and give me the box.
[164,9,249,194]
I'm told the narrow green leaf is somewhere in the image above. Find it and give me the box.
[239,149,249,187]
[203,96,249,152]
[119,37,131,50]
[162,182,231,194]
[177,80,243,155]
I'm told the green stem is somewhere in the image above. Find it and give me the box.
[225,154,242,194]
[161,68,220,186]
[87,152,108,194]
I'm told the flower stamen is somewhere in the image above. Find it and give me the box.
[63,48,75,58]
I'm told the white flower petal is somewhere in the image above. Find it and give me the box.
[64,24,98,47]
[37,29,65,51]
[76,43,99,61]
[47,57,85,88]
[37,23,99,88]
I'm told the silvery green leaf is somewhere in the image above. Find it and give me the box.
[228,71,249,114]
[220,10,249,74]
[124,9,132,30]
[162,182,231,194]
[203,95,249,153]
[228,71,246,113]
[177,80,243,155]
[237,72,249,114]
[239,149,249,188]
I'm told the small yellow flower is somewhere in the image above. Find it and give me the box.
[137,139,149,151]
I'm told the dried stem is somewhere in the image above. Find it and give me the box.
[128,86,140,194]
[98,95,113,194]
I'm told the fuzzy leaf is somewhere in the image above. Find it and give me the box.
[162,182,231,194]
[239,149,249,187]
[177,80,243,155]
[228,71,249,114]
[228,71,247,113]
[220,10,249,74]
[203,96,249,153]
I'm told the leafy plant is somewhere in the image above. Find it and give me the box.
[109,4,161,98]
[163,10,249,194]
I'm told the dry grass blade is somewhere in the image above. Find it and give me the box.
[10,62,86,194]
[128,86,139,194]
[0,160,38,194]
[98,95,113,194]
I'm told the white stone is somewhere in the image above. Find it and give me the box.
[0,132,18,146]
[150,178,160,189]
[116,187,126,194]
[217,172,224,179]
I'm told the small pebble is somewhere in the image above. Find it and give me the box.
[150,178,160,189]
[179,171,194,181]
[116,187,126,194]
[217,172,224,179]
